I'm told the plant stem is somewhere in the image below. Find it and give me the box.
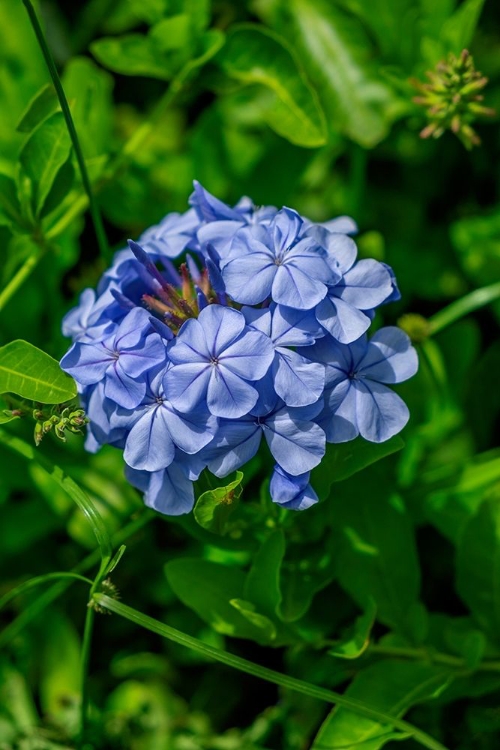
[0,572,92,612]
[429,281,500,335]
[0,512,152,649]
[368,644,500,673]
[0,249,43,312]
[21,0,109,259]
[95,595,450,750]
[79,559,107,744]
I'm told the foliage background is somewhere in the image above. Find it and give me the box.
[1,0,500,748]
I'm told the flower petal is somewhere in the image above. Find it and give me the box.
[338,259,393,309]
[263,409,326,475]
[168,318,210,363]
[124,406,175,471]
[207,366,258,418]
[353,380,410,442]
[273,349,325,407]
[164,363,211,411]
[222,252,276,305]
[206,419,262,477]
[357,327,418,383]
[219,330,274,380]
[104,364,146,409]
[315,295,371,344]
[145,464,195,516]
[272,264,327,309]
[198,304,246,355]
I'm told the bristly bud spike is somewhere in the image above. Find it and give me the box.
[411,49,495,149]
[179,263,192,300]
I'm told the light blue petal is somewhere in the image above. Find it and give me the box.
[164,363,211,411]
[338,259,393,309]
[272,264,327,310]
[222,252,276,305]
[60,341,112,385]
[220,330,274,380]
[357,327,418,384]
[263,409,326,475]
[315,295,371,344]
[199,304,246,355]
[273,349,325,407]
[124,406,176,471]
[353,380,410,442]
[145,464,195,516]
[167,318,210,363]
[207,366,258,418]
[206,419,262,477]
[104,365,146,408]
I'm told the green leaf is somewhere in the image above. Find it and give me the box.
[19,112,72,217]
[330,471,421,638]
[91,30,180,80]
[0,340,77,403]
[193,471,243,535]
[229,599,277,641]
[279,550,335,622]
[216,24,327,148]
[16,83,59,133]
[0,430,112,563]
[441,0,486,52]
[39,612,80,717]
[311,436,404,501]
[279,0,399,147]
[165,558,275,642]
[39,151,75,218]
[0,172,23,224]
[328,600,377,660]
[244,529,285,619]
[456,499,500,640]
[62,57,114,159]
[0,411,19,424]
[311,661,451,750]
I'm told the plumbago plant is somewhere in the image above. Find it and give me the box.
[1,1,500,749]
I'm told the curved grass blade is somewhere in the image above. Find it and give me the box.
[93,595,450,750]
[0,572,92,612]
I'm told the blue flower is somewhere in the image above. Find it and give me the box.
[112,367,217,472]
[313,233,394,344]
[126,451,204,516]
[62,288,114,343]
[61,307,165,409]
[269,465,318,510]
[206,401,325,478]
[304,327,418,443]
[221,208,340,309]
[164,305,274,418]
[242,305,325,407]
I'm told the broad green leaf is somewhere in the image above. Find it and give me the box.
[328,600,377,660]
[311,661,451,750]
[39,612,80,717]
[244,529,285,618]
[0,340,76,403]
[330,471,421,637]
[280,0,399,147]
[194,471,243,535]
[456,499,500,640]
[16,83,59,133]
[39,151,75,219]
[311,435,404,501]
[165,558,275,642]
[19,112,72,217]
[216,24,327,148]
[0,430,112,563]
[149,14,193,53]
[441,0,486,52]
[279,549,335,622]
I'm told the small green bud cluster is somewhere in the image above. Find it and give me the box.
[32,404,89,446]
[398,313,431,344]
[411,49,495,149]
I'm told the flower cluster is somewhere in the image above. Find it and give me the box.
[61,182,418,515]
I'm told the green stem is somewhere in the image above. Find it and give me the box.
[0,249,44,312]
[95,595,449,750]
[46,76,184,241]
[0,512,152,650]
[368,644,500,673]
[0,572,92,612]
[21,0,109,258]
[429,281,500,335]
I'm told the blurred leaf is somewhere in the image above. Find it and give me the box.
[91,32,175,80]
[311,435,404,501]
[0,340,76,403]
[165,558,276,642]
[328,600,377,660]
[0,431,113,562]
[0,662,38,734]
[149,14,192,52]
[62,57,114,159]
[0,171,22,224]
[0,497,62,558]
[441,0,486,52]
[277,0,399,146]
[40,611,80,717]
[330,472,421,638]
[16,84,59,134]
[279,549,336,622]
[229,598,277,641]
[216,24,327,148]
[311,661,450,750]
[40,151,75,219]
[244,529,284,619]
[0,411,19,424]
[194,470,243,535]
[456,499,500,641]
[19,112,72,218]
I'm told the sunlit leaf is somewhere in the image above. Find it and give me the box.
[0,340,76,403]
[16,83,59,133]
